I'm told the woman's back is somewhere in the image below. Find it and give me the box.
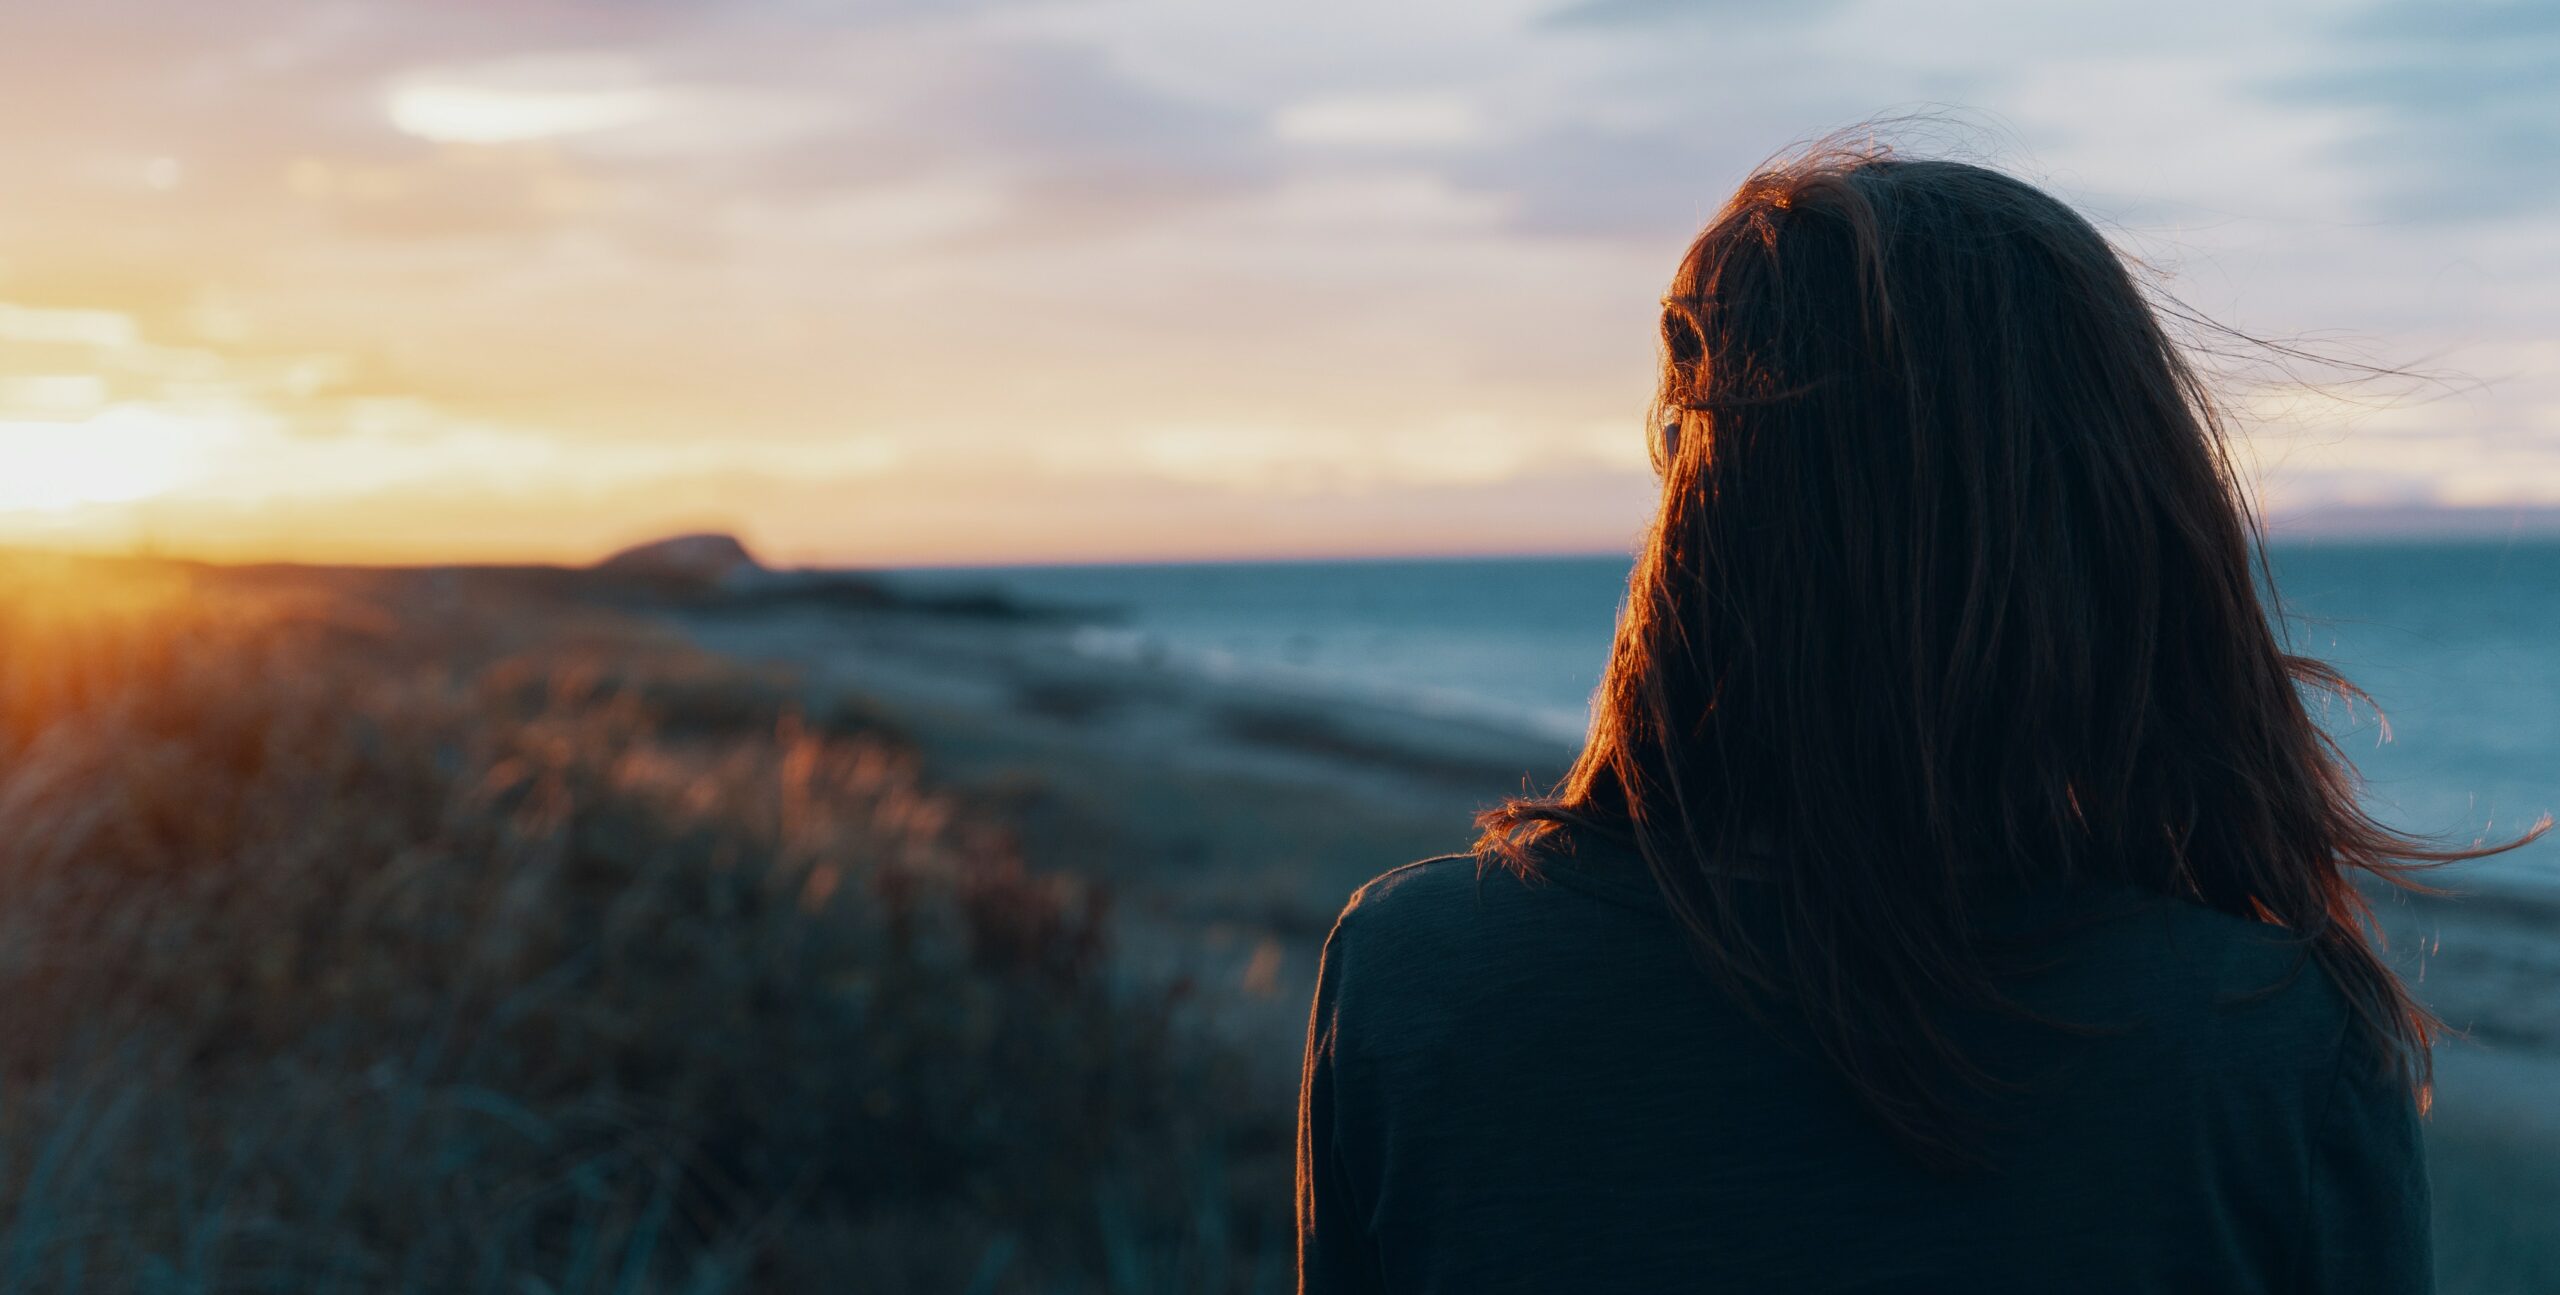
[1298,844,2427,1293]
[1292,142,2534,1293]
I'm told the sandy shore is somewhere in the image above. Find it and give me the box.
[670,597,2560,1054]
[673,602,1564,929]
[670,596,2560,1281]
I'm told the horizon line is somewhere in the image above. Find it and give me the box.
[12,524,2560,577]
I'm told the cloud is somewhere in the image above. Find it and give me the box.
[1541,0,1852,28]
[1037,411,1645,494]
[2267,0,2560,220]
[1273,93,1490,149]
[384,55,672,144]
[1448,119,1741,238]
[1,0,2556,560]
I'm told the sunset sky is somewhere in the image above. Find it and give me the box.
[1,0,2554,565]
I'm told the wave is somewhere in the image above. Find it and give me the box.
[1062,624,1592,747]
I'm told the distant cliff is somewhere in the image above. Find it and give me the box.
[594,532,766,590]
[586,532,1048,620]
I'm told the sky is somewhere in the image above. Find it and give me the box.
[0,0,2554,566]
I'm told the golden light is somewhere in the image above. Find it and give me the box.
[0,407,226,514]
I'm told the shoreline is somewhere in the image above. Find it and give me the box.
[29,545,2544,1286]
[701,589,2560,1273]
[663,601,2560,1051]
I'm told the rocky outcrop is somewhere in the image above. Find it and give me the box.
[583,532,1050,621]
[594,533,765,591]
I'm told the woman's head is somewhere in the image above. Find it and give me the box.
[1480,142,2543,1167]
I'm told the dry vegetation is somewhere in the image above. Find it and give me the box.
[0,556,1291,1293]
[2,553,2547,1293]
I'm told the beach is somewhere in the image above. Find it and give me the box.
[670,589,2560,1066]
[674,592,1558,1060]
[675,581,2560,1283]
[4,551,2549,1289]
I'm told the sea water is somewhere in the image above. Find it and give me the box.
[889,542,2560,894]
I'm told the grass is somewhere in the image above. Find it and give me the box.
[0,553,2549,1292]
[0,556,1291,1292]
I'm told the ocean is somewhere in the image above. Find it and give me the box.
[888,542,2560,894]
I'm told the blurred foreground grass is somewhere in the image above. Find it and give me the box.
[0,554,2549,1293]
[0,556,1290,1293]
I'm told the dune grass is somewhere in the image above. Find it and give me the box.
[0,558,1290,1292]
[2,554,2549,1292]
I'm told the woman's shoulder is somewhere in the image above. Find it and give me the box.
[1327,848,2358,1032]
[1331,841,1661,936]
[1321,843,1686,1000]
[1315,849,1695,1062]
[1338,852,1486,916]
[1327,852,1547,955]
[1959,878,2366,1087]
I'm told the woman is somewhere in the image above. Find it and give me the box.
[1296,146,2542,1293]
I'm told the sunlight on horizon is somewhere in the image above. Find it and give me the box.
[0,1,2554,566]
[0,408,228,513]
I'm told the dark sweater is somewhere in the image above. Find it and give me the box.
[1297,846,2430,1294]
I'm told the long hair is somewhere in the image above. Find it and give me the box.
[1476,143,2547,1169]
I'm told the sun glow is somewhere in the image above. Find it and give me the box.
[0,407,227,513]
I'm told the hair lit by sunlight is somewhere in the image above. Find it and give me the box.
[0,406,226,513]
